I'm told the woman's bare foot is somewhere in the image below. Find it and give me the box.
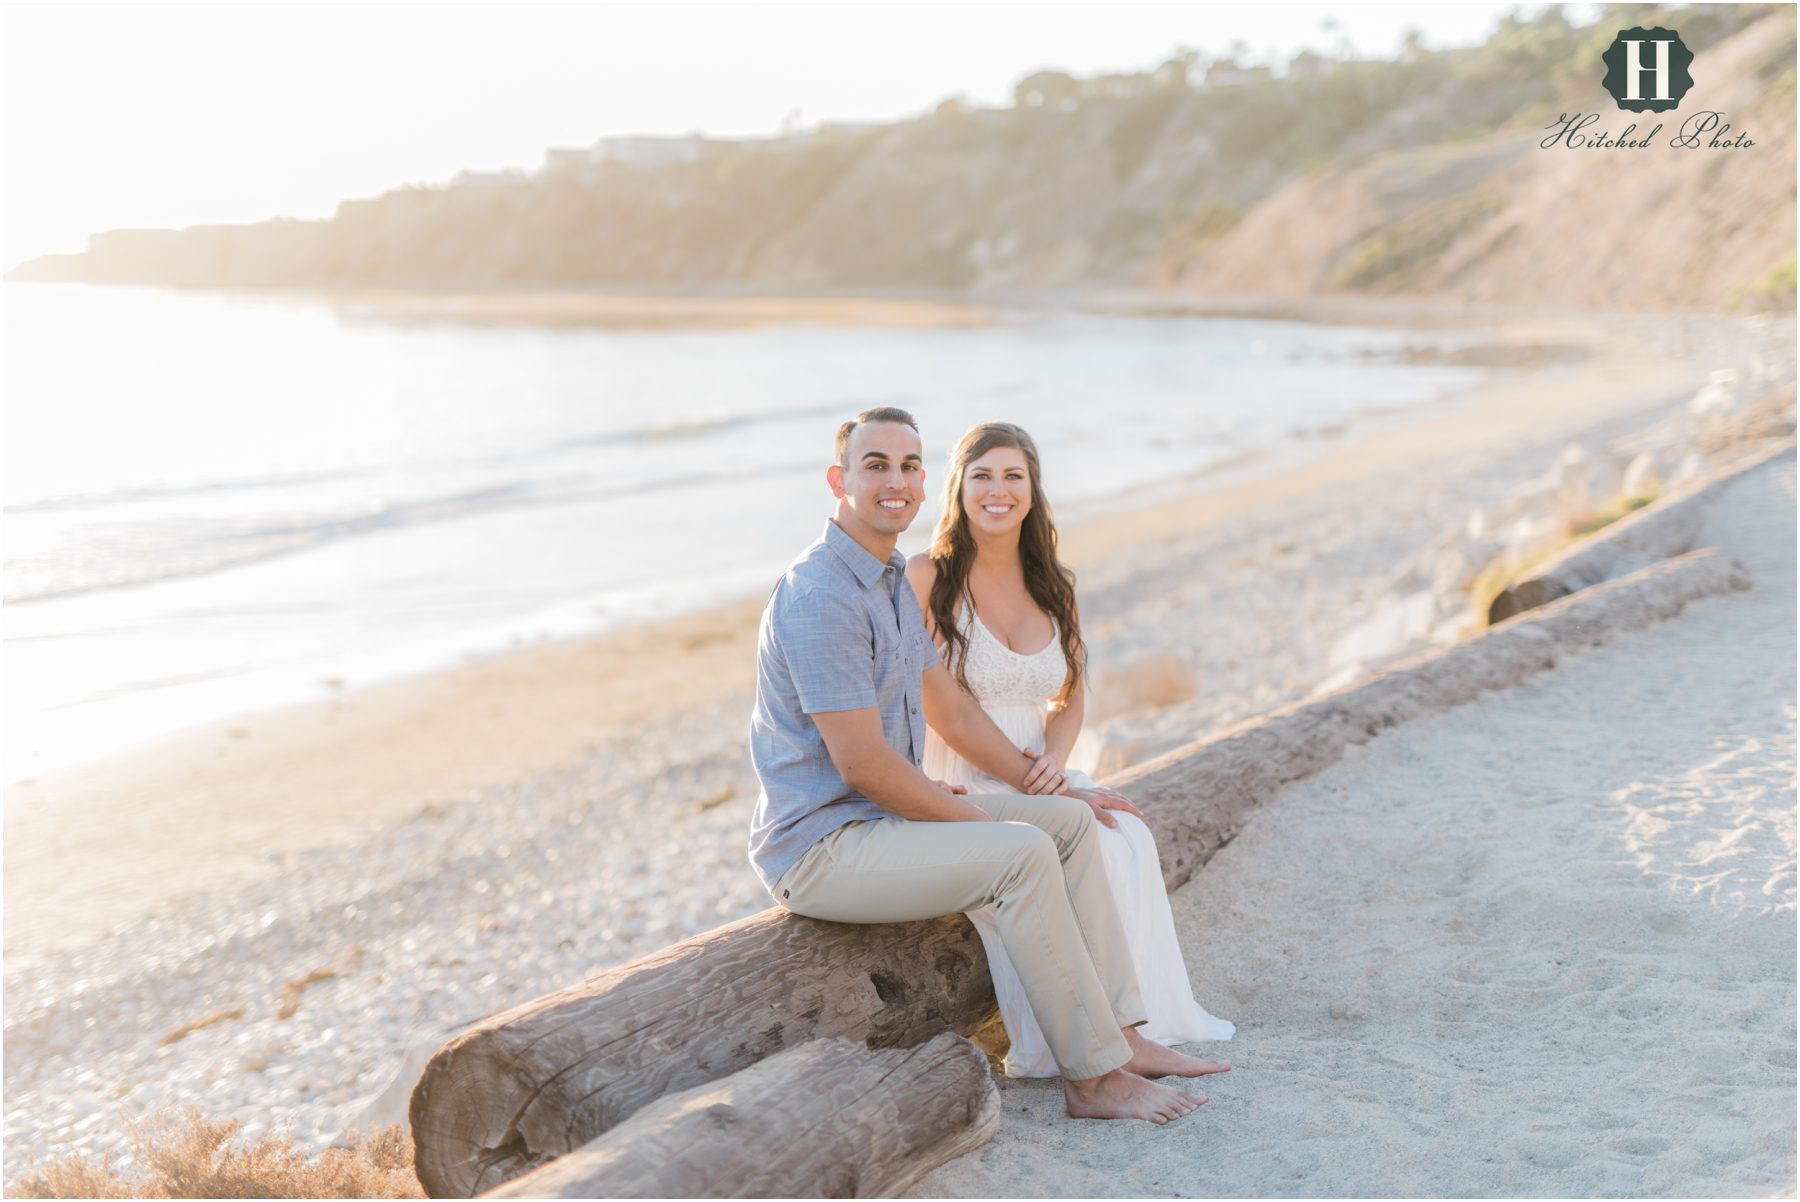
[1123,1026,1233,1079]
[1063,1069,1206,1124]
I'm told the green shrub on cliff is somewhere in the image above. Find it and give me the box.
[1332,194,1508,292]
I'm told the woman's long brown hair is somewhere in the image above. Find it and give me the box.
[927,422,1085,705]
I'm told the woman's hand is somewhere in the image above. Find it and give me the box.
[1021,748,1069,796]
[1066,785,1146,830]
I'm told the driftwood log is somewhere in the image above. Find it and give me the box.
[413,546,1750,1197]
[483,1034,999,1199]
[1121,546,1751,889]
[411,909,995,1196]
[1489,438,1792,623]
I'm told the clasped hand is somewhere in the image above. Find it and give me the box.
[1021,746,1070,795]
[934,753,1145,830]
[1023,748,1145,829]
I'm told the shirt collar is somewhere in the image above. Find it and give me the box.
[824,519,904,590]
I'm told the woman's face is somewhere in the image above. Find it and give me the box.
[960,445,1033,537]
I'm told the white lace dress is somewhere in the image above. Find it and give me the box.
[923,605,1235,1077]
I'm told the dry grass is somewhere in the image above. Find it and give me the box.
[9,1109,425,1199]
[1570,493,1655,538]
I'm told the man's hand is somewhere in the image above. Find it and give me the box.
[1067,785,1146,830]
[1021,747,1070,795]
[922,662,1046,793]
[933,780,969,795]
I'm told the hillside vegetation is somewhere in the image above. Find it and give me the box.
[11,3,1794,310]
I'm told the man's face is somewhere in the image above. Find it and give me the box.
[828,420,926,547]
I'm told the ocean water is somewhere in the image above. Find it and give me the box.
[3,283,1487,776]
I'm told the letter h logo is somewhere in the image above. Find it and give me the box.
[1624,38,1671,100]
[1601,27,1694,112]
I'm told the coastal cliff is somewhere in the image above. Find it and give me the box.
[9,4,1794,310]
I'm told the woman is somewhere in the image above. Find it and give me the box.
[906,421,1234,1078]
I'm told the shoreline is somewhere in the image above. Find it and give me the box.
[1,299,1752,963]
[15,277,1729,335]
[2,283,1530,785]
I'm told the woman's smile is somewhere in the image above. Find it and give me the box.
[962,447,1033,530]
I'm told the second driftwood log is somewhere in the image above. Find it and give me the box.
[1487,438,1790,622]
[483,1033,999,1199]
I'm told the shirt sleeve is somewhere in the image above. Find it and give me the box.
[896,577,940,671]
[781,585,879,714]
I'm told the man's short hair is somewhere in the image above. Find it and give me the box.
[835,406,919,465]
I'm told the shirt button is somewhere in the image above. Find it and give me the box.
[911,707,919,715]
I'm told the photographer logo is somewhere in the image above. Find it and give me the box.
[1601,26,1695,111]
[1541,23,1754,152]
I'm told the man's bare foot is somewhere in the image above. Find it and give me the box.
[1064,1068,1205,1124]
[1123,1026,1233,1079]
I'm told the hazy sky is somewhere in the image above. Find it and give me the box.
[4,2,1553,270]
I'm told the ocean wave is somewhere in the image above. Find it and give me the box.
[6,459,817,605]
[7,398,879,516]
[5,466,382,515]
[542,398,888,455]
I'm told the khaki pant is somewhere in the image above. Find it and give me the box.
[775,792,1145,1079]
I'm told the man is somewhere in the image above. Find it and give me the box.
[748,406,1218,1123]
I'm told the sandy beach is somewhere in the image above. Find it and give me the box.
[909,452,1796,1198]
[3,297,1792,1187]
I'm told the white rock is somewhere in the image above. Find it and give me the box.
[1621,450,1661,500]
[1429,545,1474,593]
[1503,514,1560,563]
[1667,452,1705,490]
[1554,442,1623,524]
[1689,369,1742,415]
[1328,589,1438,669]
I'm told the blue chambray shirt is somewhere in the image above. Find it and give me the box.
[748,519,939,893]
